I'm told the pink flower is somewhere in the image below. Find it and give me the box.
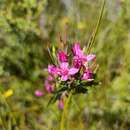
[58,51,68,62]
[35,90,44,97]
[82,69,93,81]
[72,54,87,68]
[72,43,96,68]
[72,43,87,67]
[86,54,96,61]
[48,65,58,75]
[58,62,79,81]
[72,43,83,56]
[58,99,64,110]
[45,80,54,93]
[73,56,83,68]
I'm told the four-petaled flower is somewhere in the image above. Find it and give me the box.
[72,43,96,68]
[58,62,79,81]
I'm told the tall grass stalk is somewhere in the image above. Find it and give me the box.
[87,0,106,54]
[60,92,72,130]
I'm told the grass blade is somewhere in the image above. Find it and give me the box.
[87,0,106,54]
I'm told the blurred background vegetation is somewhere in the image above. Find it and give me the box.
[0,0,130,130]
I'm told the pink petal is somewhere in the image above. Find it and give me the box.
[60,62,69,69]
[35,90,44,97]
[69,68,79,75]
[61,75,68,81]
[48,65,57,75]
[72,43,84,57]
[82,69,93,81]
[86,54,96,61]
[72,43,81,55]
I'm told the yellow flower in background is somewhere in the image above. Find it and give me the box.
[3,89,13,98]
[60,17,70,26]
[77,22,86,30]
[120,0,125,2]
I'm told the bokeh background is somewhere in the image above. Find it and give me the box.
[0,0,130,130]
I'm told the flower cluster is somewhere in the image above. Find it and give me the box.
[35,43,98,109]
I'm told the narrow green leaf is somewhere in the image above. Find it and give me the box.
[47,47,56,65]
[87,0,106,54]
[47,93,61,106]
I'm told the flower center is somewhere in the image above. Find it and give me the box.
[62,69,68,75]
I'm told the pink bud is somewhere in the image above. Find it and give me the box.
[82,69,93,81]
[35,90,44,97]
[58,100,64,110]
[58,51,68,62]
[45,80,54,93]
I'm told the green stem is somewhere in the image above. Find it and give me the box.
[87,0,106,54]
[60,92,72,130]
